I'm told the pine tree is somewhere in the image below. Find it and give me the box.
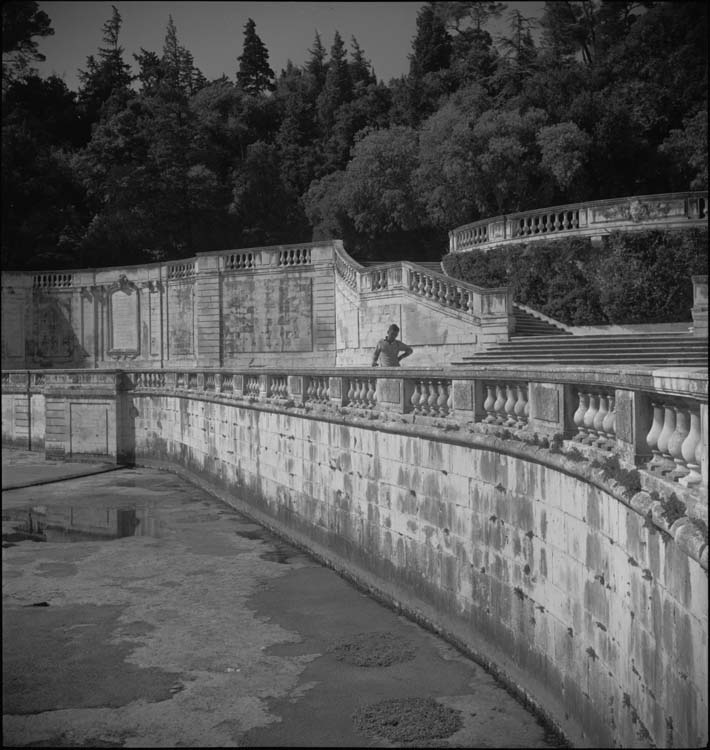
[305,31,327,89]
[317,31,352,130]
[236,18,275,95]
[161,16,205,95]
[409,3,452,78]
[349,37,376,89]
[77,6,132,123]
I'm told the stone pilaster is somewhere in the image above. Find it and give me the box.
[194,254,222,366]
[614,388,653,466]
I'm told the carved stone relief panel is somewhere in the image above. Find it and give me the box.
[1,292,24,359]
[108,275,140,359]
[33,292,76,363]
[167,280,195,357]
[222,275,313,354]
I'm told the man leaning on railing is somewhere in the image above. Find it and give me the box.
[372,324,413,367]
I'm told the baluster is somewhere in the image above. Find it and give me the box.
[483,384,496,423]
[493,385,506,424]
[504,384,517,426]
[573,391,588,440]
[417,380,429,415]
[668,406,690,479]
[357,378,367,408]
[445,285,456,307]
[582,393,598,444]
[438,280,447,304]
[437,381,448,416]
[366,378,376,408]
[347,379,355,407]
[594,395,609,448]
[646,401,664,464]
[417,273,425,296]
[306,379,315,403]
[656,403,676,473]
[446,383,453,416]
[602,395,616,444]
[428,379,438,415]
[679,410,702,487]
[514,385,527,427]
[411,381,421,414]
[351,379,360,407]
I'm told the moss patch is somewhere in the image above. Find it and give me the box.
[353,697,463,742]
[330,631,416,667]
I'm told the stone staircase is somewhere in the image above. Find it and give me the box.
[512,304,573,337]
[454,332,708,367]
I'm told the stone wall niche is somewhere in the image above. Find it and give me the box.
[107,275,140,361]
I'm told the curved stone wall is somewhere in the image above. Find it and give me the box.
[129,391,706,748]
[4,366,706,748]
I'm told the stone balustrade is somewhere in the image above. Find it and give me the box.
[449,191,708,253]
[333,243,511,326]
[572,388,617,448]
[6,365,704,493]
[482,382,530,427]
[646,397,705,487]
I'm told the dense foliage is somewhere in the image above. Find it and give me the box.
[442,229,709,325]
[1,1,707,274]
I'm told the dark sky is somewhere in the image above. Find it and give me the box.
[36,1,544,91]
[36,1,424,89]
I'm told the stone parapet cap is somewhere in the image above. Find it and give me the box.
[4,365,706,403]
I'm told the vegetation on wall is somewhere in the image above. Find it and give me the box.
[1,1,707,272]
[442,229,708,325]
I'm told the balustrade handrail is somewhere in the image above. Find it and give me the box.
[333,243,510,304]
[3,366,707,494]
[3,365,706,403]
[449,191,708,254]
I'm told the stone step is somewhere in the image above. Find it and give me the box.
[512,306,571,336]
[454,358,708,366]
[507,332,699,342]
[476,343,708,354]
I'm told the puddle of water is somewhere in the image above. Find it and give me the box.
[234,528,301,564]
[1,505,162,544]
[1,499,305,565]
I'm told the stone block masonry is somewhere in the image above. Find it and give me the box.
[122,386,706,749]
[1,240,515,371]
[2,366,708,748]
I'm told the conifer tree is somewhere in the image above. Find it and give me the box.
[317,31,352,130]
[77,6,132,123]
[409,3,452,78]
[306,31,327,89]
[162,16,205,95]
[236,18,275,94]
[349,37,376,89]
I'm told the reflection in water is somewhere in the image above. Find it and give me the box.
[1,505,163,544]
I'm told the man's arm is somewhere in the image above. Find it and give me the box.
[398,342,413,362]
[372,342,381,366]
